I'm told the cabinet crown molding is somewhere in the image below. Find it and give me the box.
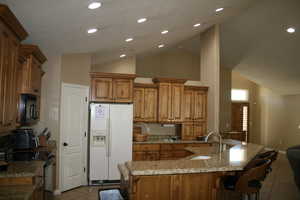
[19,44,47,64]
[0,4,28,41]
[153,77,187,84]
[90,72,137,79]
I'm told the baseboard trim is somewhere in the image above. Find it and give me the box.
[53,189,61,196]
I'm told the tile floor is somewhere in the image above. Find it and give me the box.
[49,154,300,200]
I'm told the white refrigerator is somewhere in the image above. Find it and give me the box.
[89,103,133,184]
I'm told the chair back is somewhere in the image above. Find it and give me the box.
[235,159,271,193]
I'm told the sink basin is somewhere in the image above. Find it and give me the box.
[190,155,211,160]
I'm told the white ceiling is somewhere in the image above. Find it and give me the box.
[1,0,256,64]
[221,0,300,95]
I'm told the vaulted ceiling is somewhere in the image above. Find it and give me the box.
[221,0,300,95]
[2,0,255,64]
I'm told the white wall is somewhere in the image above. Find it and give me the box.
[200,25,221,132]
[91,56,136,74]
[136,48,200,80]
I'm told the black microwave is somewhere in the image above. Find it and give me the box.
[20,94,39,125]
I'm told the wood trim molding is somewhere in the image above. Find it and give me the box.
[90,72,137,79]
[19,44,47,64]
[0,4,28,41]
[134,83,158,88]
[184,86,209,91]
[153,77,187,84]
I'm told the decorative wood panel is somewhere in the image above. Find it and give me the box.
[91,78,113,102]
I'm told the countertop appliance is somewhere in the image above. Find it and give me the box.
[19,94,39,125]
[89,103,133,185]
[0,135,14,163]
[13,129,38,150]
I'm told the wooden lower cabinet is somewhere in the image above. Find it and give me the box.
[130,173,220,200]
[182,122,207,140]
[133,143,210,161]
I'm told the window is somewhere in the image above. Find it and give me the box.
[231,89,249,101]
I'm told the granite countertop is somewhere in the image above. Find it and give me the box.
[126,140,264,176]
[0,185,35,200]
[0,161,45,178]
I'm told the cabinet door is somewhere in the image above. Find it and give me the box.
[183,89,194,121]
[113,78,133,103]
[133,152,147,161]
[91,78,113,102]
[143,88,157,122]
[146,152,160,161]
[30,56,42,95]
[1,32,18,131]
[181,123,194,140]
[133,175,172,200]
[194,122,206,138]
[133,88,145,121]
[171,84,184,122]
[158,83,172,122]
[194,90,207,121]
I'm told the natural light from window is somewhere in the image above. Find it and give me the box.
[231,89,249,101]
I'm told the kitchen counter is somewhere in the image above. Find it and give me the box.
[0,185,35,200]
[126,140,264,176]
[0,161,45,178]
[133,139,209,144]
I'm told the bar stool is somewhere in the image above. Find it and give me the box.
[222,159,271,200]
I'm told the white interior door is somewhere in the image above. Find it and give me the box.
[109,104,133,180]
[60,83,89,192]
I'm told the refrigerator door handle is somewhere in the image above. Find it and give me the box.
[108,119,112,157]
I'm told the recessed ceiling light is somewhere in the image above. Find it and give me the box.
[193,23,201,27]
[158,44,165,48]
[286,27,296,33]
[88,2,102,10]
[125,38,133,42]
[161,30,169,34]
[87,28,98,34]
[120,54,126,58]
[137,18,147,23]
[215,8,224,12]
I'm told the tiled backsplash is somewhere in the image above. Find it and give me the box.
[134,123,180,136]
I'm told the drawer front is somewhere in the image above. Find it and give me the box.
[160,144,186,151]
[133,144,160,152]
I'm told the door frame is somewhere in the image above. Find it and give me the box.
[231,102,250,142]
[59,82,89,191]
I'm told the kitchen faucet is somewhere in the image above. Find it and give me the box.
[205,131,223,153]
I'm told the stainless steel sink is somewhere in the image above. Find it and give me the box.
[190,155,211,160]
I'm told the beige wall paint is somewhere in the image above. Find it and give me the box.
[283,94,300,149]
[200,25,220,132]
[136,48,200,80]
[61,54,92,86]
[232,71,260,144]
[92,56,136,74]
[219,67,232,132]
[258,87,287,149]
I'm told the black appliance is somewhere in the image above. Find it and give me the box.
[0,135,14,162]
[13,129,38,150]
[20,94,39,125]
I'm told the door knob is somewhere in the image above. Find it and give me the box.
[63,142,68,146]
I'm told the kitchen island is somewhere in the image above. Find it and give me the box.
[124,140,264,200]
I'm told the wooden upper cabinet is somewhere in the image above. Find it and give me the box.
[133,87,145,121]
[0,4,28,133]
[157,82,172,122]
[183,86,208,122]
[154,78,186,123]
[113,78,133,103]
[91,78,113,102]
[18,45,47,96]
[90,72,136,103]
[133,83,158,122]
[194,90,207,122]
